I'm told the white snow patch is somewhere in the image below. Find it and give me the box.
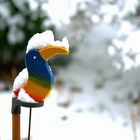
[13,68,37,102]
[109,30,140,70]
[123,31,140,54]
[108,46,116,56]
[8,27,25,44]
[112,39,123,49]
[17,88,36,103]
[91,15,100,23]
[120,21,132,36]
[0,3,10,19]
[122,56,135,71]
[46,0,76,25]
[101,4,119,15]
[26,30,69,53]
[0,91,137,140]
[13,68,28,91]
[119,0,138,17]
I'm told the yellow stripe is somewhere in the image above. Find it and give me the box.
[23,80,52,102]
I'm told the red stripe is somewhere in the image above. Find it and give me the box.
[13,89,20,96]
[14,88,43,102]
[24,89,43,102]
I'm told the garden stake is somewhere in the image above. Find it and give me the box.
[11,97,44,140]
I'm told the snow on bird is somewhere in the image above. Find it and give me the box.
[26,30,69,53]
[13,30,70,102]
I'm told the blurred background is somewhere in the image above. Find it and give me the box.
[1,0,140,140]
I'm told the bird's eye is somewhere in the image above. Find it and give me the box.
[33,56,37,60]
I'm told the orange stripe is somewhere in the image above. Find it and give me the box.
[23,80,52,102]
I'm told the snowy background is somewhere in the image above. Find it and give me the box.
[1,0,140,140]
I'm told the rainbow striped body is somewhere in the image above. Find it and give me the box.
[23,49,54,102]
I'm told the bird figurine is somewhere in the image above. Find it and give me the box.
[13,30,69,102]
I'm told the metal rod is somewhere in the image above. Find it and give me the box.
[28,107,32,140]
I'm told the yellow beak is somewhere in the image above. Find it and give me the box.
[39,45,70,61]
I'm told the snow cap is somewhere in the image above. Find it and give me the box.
[26,30,69,53]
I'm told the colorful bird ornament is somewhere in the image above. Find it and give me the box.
[13,30,69,102]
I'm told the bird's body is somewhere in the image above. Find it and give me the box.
[13,30,69,102]
[14,49,54,102]
[23,49,54,102]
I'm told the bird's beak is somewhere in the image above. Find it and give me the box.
[39,45,70,61]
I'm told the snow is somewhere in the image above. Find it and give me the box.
[120,21,132,36]
[26,30,69,53]
[91,15,100,24]
[101,4,119,15]
[0,3,10,19]
[1,21,140,139]
[13,68,36,102]
[7,14,25,27]
[28,0,39,11]
[44,0,74,25]
[46,0,91,26]
[119,0,138,18]
[17,88,36,103]
[8,26,25,44]
[55,23,140,140]
[13,68,28,91]
[108,46,116,56]
[0,89,139,140]
[109,30,140,70]
[123,31,140,54]
[2,1,140,139]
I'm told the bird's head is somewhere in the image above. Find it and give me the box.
[26,30,69,63]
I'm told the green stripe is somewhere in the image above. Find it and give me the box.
[29,75,52,88]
